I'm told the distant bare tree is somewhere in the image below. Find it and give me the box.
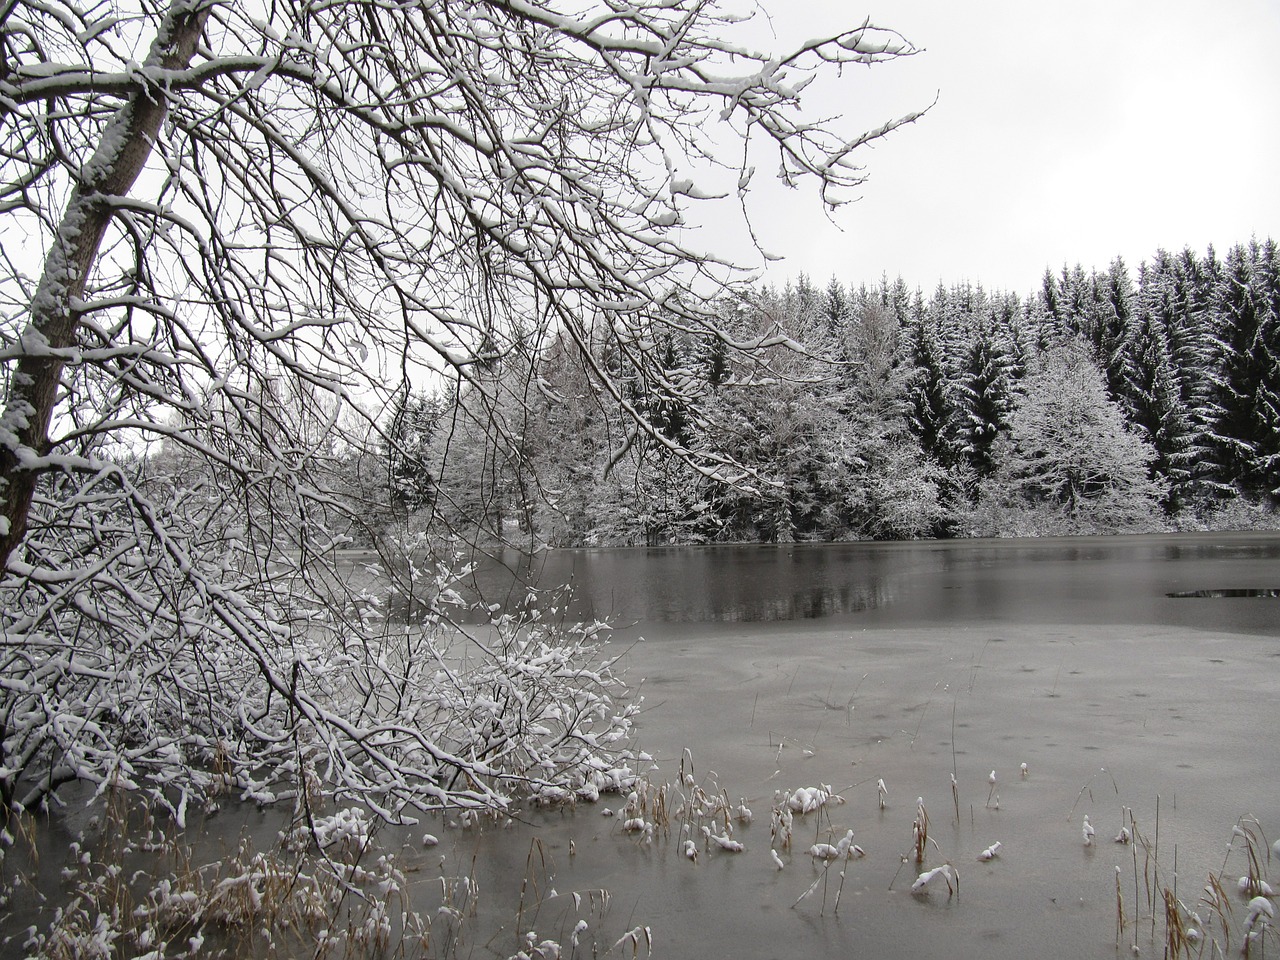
[974,342,1163,534]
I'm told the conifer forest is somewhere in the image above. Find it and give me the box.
[384,239,1280,548]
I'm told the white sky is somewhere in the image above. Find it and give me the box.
[703,0,1280,296]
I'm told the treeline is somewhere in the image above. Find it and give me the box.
[382,238,1280,546]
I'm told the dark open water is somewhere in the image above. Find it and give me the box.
[470,532,1280,633]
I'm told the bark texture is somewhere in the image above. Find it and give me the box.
[0,1,209,569]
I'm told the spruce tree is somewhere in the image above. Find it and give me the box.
[955,320,1017,482]
[385,389,446,513]
[1057,263,1092,335]
[904,312,957,466]
[1204,242,1279,499]
[1125,264,1194,511]
[1249,240,1280,499]
[1093,257,1138,402]
[706,338,730,388]
[1041,267,1063,329]
[1159,247,1220,501]
[824,276,852,334]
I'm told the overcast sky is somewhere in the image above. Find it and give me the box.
[706,0,1280,296]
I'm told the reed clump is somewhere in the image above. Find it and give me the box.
[1108,807,1277,959]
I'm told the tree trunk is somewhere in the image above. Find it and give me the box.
[0,0,209,570]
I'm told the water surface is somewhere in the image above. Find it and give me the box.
[428,533,1280,959]
[470,532,1280,633]
[13,534,1280,960]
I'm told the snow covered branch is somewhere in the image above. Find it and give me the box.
[1,0,923,813]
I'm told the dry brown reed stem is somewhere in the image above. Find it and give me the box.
[1128,818,1157,937]
[613,924,653,957]
[1153,795,1161,943]
[888,855,907,891]
[1201,873,1233,953]
[833,860,850,915]
[950,694,959,822]
[911,798,932,864]
[653,783,670,830]
[1126,812,1157,920]
[791,864,829,911]
[1231,819,1269,892]
[1133,824,1142,956]
[909,681,945,750]
[1164,888,1190,960]
[815,799,839,848]
[820,856,832,915]
[1115,866,1126,948]
[435,866,479,958]
[515,837,549,943]
[1067,767,1120,822]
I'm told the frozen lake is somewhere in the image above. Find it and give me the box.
[11,533,1280,959]
[428,533,1280,959]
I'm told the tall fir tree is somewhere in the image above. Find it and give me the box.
[1057,263,1092,335]
[385,389,447,513]
[1247,240,1280,498]
[1041,267,1063,330]
[1092,257,1138,402]
[823,276,853,335]
[1125,263,1195,510]
[1157,247,1219,500]
[954,319,1018,483]
[1203,242,1280,500]
[904,311,956,466]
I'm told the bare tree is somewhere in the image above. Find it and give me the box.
[0,0,924,814]
[974,342,1164,535]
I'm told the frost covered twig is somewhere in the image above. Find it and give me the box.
[0,0,924,819]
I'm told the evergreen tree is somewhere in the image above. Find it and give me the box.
[1057,263,1092,335]
[646,331,697,446]
[829,300,942,539]
[792,274,824,332]
[701,333,730,388]
[904,312,957,466]
[1255,239,1280,497]
[954,321,1018,483]
[1125,266,1194,510]
[1041,267,1063,330]
[884,275,914,328]
[902,309,966,534]
[385,389,447,513]
[823,276,853,334]
[1150,246,1218,502]
[998,298,1030,384]
[1204,242,1280,500]
[1091,257,1138,402]
[1021,295,1054,356]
